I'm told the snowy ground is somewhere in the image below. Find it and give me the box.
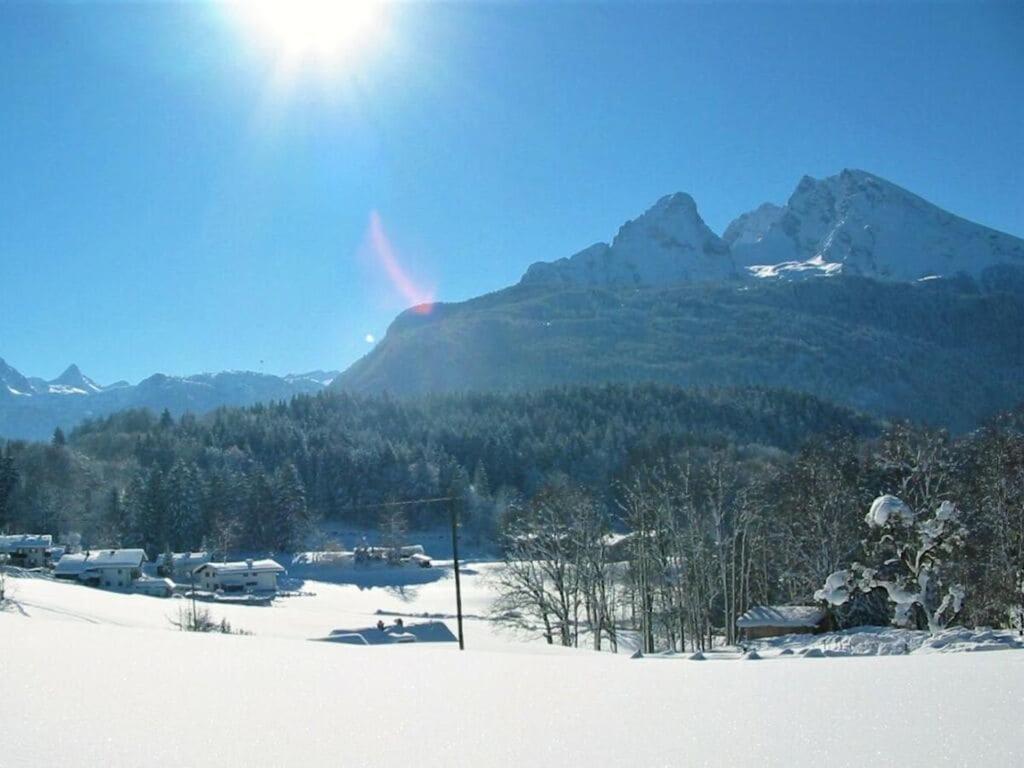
[3,565,1024,767]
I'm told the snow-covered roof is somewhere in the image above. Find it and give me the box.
[0,534,53,551]
[155,551,210,568]
[81,549,147,569]
[736,605,826,629]
[195,559,285,575]
[132,576,175,592]
[53,553,89,575]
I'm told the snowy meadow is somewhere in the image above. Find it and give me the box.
[3,562,1023,767]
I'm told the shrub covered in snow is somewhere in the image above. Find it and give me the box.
[815,495,967,633]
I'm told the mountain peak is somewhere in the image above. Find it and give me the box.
[0,358,35,397]
[723,202,784,247]
[521,191,734,287]
[49,364,102,393]
[731,169,1024,281]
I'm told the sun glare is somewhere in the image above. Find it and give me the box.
[237,0,388,72]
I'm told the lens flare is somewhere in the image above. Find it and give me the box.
[367,211,434,314]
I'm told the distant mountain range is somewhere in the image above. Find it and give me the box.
[0,360,339,441]
[334,170,1024,430]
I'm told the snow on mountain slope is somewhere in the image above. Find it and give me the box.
[520,170,1024,288]
[46,364,103,395]
[0,357,36,397]
[2,571,1023,767]
[732,169,1024,281]
[522,192,735,286]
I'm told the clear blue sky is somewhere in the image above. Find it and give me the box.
[2,1,1022,384]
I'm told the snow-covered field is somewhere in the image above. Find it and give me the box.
[3,564,1024,767]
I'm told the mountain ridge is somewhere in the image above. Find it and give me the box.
[0,359,340,441]
[334,169,1024,430]
[520,169,1024,287]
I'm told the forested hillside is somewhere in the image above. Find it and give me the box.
[336,274,1024,431]
[4,383,1024,632]
[0,385,875,553]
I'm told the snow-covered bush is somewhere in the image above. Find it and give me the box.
[815,495,968,633]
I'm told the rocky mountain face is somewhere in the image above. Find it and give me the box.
[730,170,1024,281]
[0,361,339,441]
[522,193,734,286]
[334,170,1024,430]
[520,169,1024,286]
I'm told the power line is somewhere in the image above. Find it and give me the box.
[348,494,465,650]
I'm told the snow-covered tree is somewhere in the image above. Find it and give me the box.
[816,495,968,633]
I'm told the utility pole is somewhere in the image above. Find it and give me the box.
[352,495,466,650]
[450,497,465,650]
[190,566,198,630]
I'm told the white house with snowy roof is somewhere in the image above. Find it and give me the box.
[0,534,54,568]
[78,549,147,589]
[53,549,173,596]
[736,605,829,640]
[192,559,285,593]
[52,549,146,589]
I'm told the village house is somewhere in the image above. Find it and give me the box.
[0,534,54,568]
[53,549,149,590]
[78,549,147,589]
[52,549,173,596]
[192,559,285,593]
[736,605,830,640]
[153,551,211,581]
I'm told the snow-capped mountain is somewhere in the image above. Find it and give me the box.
[0,358,36,397]
[334,169,1024,428]
[731,169,1024,281]
[0,359,340,440]
[46,364,104,395]
[284,370,339,387]
[522,170,1024,287]
[522,192,735,286]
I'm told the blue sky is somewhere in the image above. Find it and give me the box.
[2,1,1022,384]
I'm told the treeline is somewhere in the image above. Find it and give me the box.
[498,414,1024,649]
[0,385,873,554]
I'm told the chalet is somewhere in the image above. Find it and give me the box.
[154,551,211,581]
[77,549,147,590]
[736,605,830,640]
[192,559,285,593]
[0,534,54,568]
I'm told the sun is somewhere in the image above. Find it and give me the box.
[236,0,388,71]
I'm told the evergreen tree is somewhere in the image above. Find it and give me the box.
[139,469,168,555]
[245,470,275,550]
[166,459,202,551]
[159,409,174,430]
[271,463,308,552]
[0,446,18,532]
